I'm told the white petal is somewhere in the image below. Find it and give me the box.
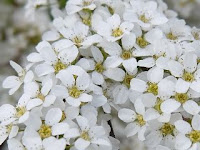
[118,108,136,123]
[92,71,104,85]
[130,78,147,93]
[144,108,160,121]
[125,123,140,137]
[138,57,155,68]
[104,56,122,68]
[161,99,181,114]
[52,39,74,52]
[43,95,56,107]
[52,123,69,135]
[26,99,43,110]
[141,93,156,107]
[122,33,136,50]
[10,61,24,76]
[175,120,192,134]
[58,45,79,64]
[175,78,190,93]
[35,63,54,77]
[183,52,197,73]
[91,46,104,63]
[192,114,200,130]
[45,108,62,126]
[64,128,80,139]
[76,116,89,131]
[183,100,200,115]
[76,73,91,90]
[190,80,200,93]
[175,134,192,150]
[99,41,122,56]
[134,98,145,115]
[56,70,75,87]
[122,58,137,73]
[104,68,125,81]
[91,94,107,107]
[147,67,164,83]
[66,97,81,107]
[27,53,43,63]
[75,138,90,150]
[168,60,184,77]
[64,106,79,120]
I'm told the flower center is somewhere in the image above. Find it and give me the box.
[16,107,26,118]
[147,82,158,95]
[136,36,149,48]
[121,51,132,60]
[175,93,188,104]
[180,0,196,7]
[136,114,146,126]
[82,18,91,26]
[139,14,150,23]
[37,93,45,101]
[73,36,83,47]
[6,124,12,134]
[193,32,200,40]
[166,32,178,40]
[112,28,123,37]
[154,98,163,114]
[83,0,92,6]
[183,72,194,82]
[68,86,82,98]
[81,131,90,141]
[95,63,105,73]
[123,74,134,88]
[38,124,52,139]
[188,130,200,143]
[54,61,67,74]
[160,123,175,137]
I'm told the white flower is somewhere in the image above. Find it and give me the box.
[174,114,200,150]
[28,40,78,76]
[99,33,138,73]
[65,115,111,150]
[123,0,168,30]
[55,66,92,107]
[23,79,56,109]
[57,21,102,48]
[118,98,159,141]
[168,52,200,93]
[93,14,134,42]
[22,108,69,149]
[0,125,19,146]
[0,94,31,125]
[66,0,96,15]
[145,113,182,149]
[2,61,34,95]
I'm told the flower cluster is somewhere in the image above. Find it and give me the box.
[1,0,200,150]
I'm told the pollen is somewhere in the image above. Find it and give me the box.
[154,98,163,114]
[147,82,158,96]
[37,93,45,101]
[121,51,132,60]
[160,123,175,137]
[38,124,52,139]
[123,74,134,88]
[166,32,178,40]
[183,72,194,82]
[68,86,82,98]
[83,1,92,6]
[16,107,26,118]
[175,93,188,104]
[136,114,146,126]
[54,61,67,74]
[82,18,91,26]
[136,36,149,48]
[188,130,200,143]
[112,28,123,37]
[95,63,105,73]
[81,131,91,141]
[73,36,83,47]
[139,14,150,23]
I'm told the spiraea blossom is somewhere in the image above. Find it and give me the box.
[1,0,200,150]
